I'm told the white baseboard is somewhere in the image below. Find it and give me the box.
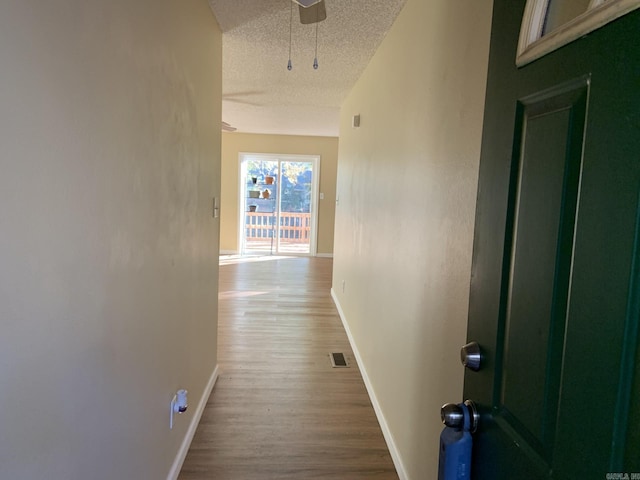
[330,289,409,480]
[167,364,219,480]
[316,253,334,258]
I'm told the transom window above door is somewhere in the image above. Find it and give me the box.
[517,0,640,66]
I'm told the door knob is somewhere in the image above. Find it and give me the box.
[440,399,479,433]
[441,403,465,429]
[439,400,478,479]
[460,341,482,371]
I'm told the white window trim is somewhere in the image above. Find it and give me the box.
[237,152,321,256]
[517,0,640,66]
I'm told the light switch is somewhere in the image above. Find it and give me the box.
[319,193,324,200]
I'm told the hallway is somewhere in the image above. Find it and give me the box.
[179,257,398,479]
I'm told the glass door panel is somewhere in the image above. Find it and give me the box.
[278,161,313,254]
[241,158,278,254]
[543,0,593,34]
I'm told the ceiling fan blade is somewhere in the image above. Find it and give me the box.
[223,90,265,107]
[221,121,237,132]
[299,0,326,24]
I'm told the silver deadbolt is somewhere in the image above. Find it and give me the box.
[440,399,479,433]
[460,341,482,371]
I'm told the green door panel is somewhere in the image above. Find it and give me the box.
[498,79,587,468]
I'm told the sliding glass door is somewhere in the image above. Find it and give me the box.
[239,154,320,256]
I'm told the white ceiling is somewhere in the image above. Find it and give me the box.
[208,0,407,137]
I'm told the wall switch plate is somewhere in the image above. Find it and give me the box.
[213,197,219,218]
[320,193,324,200]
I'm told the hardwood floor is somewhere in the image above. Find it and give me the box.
[178,256,398,480]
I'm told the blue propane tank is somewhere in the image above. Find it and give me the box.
[437,401,475,480]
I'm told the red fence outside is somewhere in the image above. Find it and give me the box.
[245,212,311,244]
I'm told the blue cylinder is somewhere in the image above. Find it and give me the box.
[438,401,473,480]
[438,426,472,480]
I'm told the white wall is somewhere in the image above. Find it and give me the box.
[0,1,221,479]
[332,0,493,477]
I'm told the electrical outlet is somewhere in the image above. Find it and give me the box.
[169,389,188,429]
[170,394,177,429]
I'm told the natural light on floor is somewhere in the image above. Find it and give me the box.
[219,254,296,266]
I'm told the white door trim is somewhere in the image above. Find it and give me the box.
[517,0,640,66]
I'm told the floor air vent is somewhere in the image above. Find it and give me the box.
[329,352,349,368]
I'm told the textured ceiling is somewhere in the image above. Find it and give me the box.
[208,0,407,137]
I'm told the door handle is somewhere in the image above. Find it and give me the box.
[460,342,482,371]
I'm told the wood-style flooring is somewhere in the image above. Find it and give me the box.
[178,256,398,479]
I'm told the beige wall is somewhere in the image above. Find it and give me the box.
[220,132,338,255]
[332,0,492,478]
[0,1,221,479]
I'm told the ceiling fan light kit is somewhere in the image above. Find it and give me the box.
[299,2,326,24]
[291,0,323,7]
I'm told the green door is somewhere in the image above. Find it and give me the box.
[464,1,640,478]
